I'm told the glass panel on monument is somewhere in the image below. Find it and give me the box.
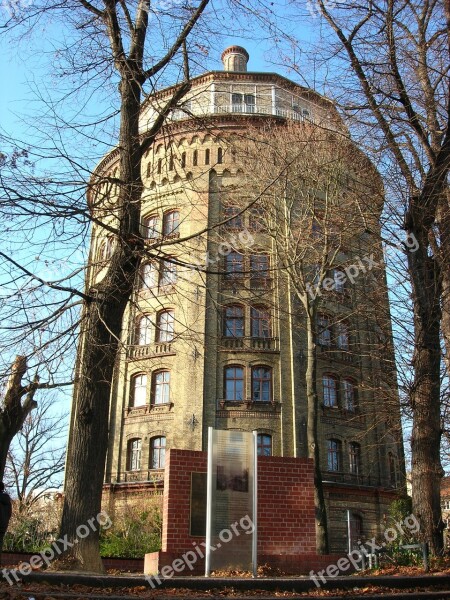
[207,429,256,573]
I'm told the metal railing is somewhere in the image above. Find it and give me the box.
[168,103,334,127]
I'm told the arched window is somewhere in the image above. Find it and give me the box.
[323,374,338,407]
[150,436,166,469]
[252,366,272,402]
[142,214,159,239]
[157,158,162,174]
[193,149,198,166]
[225,251,244,279]
[349,442,361,475]
[159,259,177,288]
[250,254,269,283]
[205,148,210,165]
[251,306,271,338]
[224,206,242,230]
[156,310,174,342]
[224,366,244,401]
[335,321,350,350]
[130,374,147,407]
[249,206,264,231]
[152,370,170,405]
[223,305,244,338]
[327,439,342,471]
[342,378,356,411]
[257,434,272,456]
[127,438,142,471]
[317,314,331,346]
[140,262,157,290]
[136,314,153,345]
[181,152,186,168]
[217,147,223,164]
[98,236,114,262]
[168,155,174,171]
[163,210,180,237]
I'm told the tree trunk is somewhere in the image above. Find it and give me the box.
[0,356,38,481]
[58,76,144,572]
[438,193,450,374]
[407,199,444,556]
[305,310,329,554]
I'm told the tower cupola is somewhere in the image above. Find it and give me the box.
[221,46,249,72]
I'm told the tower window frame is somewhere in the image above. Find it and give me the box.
[323,374,338,407]
[130,373,148,407]
[150,436,166,469]
[224,365,244,402]
[342,378,357,411]
[251,365,272,402]
[156,309,174,342]
[257,433,272,456]
[317,314,332,347]
[250,305,271,338]
[159,259,177,289]
[349,442,361,475]
[327,438,342,472]
[142,214,159,239]
[127,438,142,471]
[152,370,171,405]
[163,210,180,237]
[136,314,153,346]
[223,304,245,338]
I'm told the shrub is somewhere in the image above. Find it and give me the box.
[100,505,162,558]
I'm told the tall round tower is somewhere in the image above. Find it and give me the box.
[80,47,404,552]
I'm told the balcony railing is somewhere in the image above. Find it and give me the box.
[318,346,355,363]
[168,103,337,129]
[127,342,175,360]
[220,336,280,352]
[122,469,164,483]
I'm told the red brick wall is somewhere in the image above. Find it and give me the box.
[161,450,317,559]
[257,455,316,555]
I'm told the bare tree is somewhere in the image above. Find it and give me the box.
[0,0,213,570]
[266,0,450,555]
[4,392,67,514]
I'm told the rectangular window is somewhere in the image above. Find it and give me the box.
[140,263,157,290]
[327,440,341,471]
[251,306,271,338]
[159,259,177,288]
[317,315,331,346]
[225,251,244,279]
[252,367,272,402]
[163,211,180,237]
[224,305,244,337]
[153,371,170,405]
[224,206,243,229]
[128,439,142,471]
[225,366,244,401]
[323,375,338,407]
